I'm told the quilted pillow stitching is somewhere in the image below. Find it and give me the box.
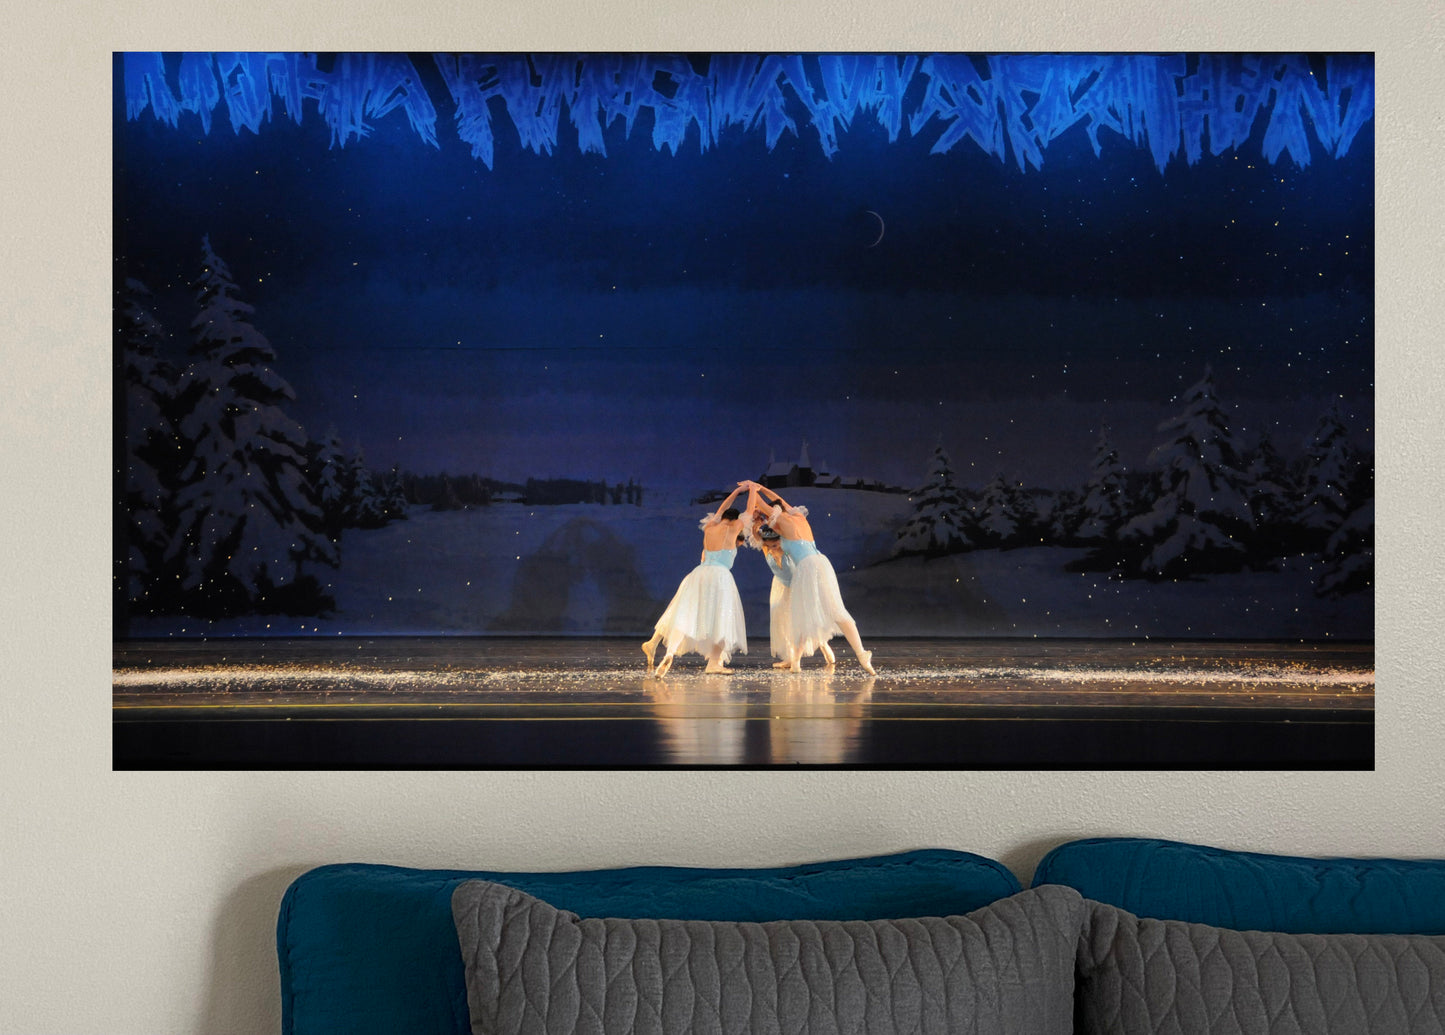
[1077,899,1445,1034]
[453,881,1086,1035]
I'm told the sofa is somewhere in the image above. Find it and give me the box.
[277,838,1445,1034]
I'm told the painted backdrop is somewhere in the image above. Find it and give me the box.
[115,53,1373,641]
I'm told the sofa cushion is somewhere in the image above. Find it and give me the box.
[452,881,1084,1035]
[278,850,1022,1035]
[1077,898,1445,1034]
[1033,838,1445,934]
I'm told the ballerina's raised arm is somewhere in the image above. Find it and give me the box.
[743,481,765,521]
[711,484,746,521]
[740,480,810,540]
[698,485,748,560]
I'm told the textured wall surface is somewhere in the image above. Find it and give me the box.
[3,2,1441,1033]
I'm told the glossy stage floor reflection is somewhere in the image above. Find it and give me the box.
[113,638,1373,768]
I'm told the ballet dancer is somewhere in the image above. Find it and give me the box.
[642,486,749,676]
[743,481,874,674]
[746,506,835,669]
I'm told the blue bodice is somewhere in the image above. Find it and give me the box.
[780,538,819,564]
[701,548,737,569]
[765,551,794,586]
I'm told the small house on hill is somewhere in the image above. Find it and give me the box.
[763,459,796,489]
[761,442,815,489]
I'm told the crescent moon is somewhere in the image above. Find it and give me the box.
[865,209,885,248]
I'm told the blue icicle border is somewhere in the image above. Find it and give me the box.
[121,52,1373,173]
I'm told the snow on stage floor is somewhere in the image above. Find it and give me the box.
[114,637,1373,768]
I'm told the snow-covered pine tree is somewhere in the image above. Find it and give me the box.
[169,236,337,616]
[894,444,975,556]
[1118,366,1256,578]
[1076,426,1128,542]
[309,428,350,539]
[346,444,390,527]
[1046,488,1084,544]
[1297,404,1359,548]
[1009,480,1041,543]
[382,465,409,521]
[118,277,180,611]
[1245,430,1302,562]
[310,432,400,534]
[1315,498,1373,597]
[974,472,1032,547]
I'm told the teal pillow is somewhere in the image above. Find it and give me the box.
[279,850,1021,1035]
[1033,837,1445,934]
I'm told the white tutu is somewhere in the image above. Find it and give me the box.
[769,576,792,660]
[652,564,747,663]
[786,551,854,660]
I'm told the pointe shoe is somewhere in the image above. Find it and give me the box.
[655,654,674,678]
[859,650,875,676]
[642,641,656,674]
[772,660,791,669]
[705,664,733,674]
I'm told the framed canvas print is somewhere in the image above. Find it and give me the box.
[112,52,1374,768]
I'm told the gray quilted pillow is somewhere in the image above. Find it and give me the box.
[1078,899,1445,1034]
[451,881,1085,1035]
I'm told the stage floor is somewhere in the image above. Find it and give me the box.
[113,637,1374,768]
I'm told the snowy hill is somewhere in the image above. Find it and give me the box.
[126,486,1370,640]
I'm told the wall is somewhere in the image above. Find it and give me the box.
[3,1,1441,1032]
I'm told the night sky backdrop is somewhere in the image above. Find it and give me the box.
[115,53,1373,494]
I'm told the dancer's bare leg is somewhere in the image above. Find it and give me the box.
[654,650,675,678]
[838,620,874,675]
[821,642,836,666]
[641,632,661,674]
[703,645,733,674]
